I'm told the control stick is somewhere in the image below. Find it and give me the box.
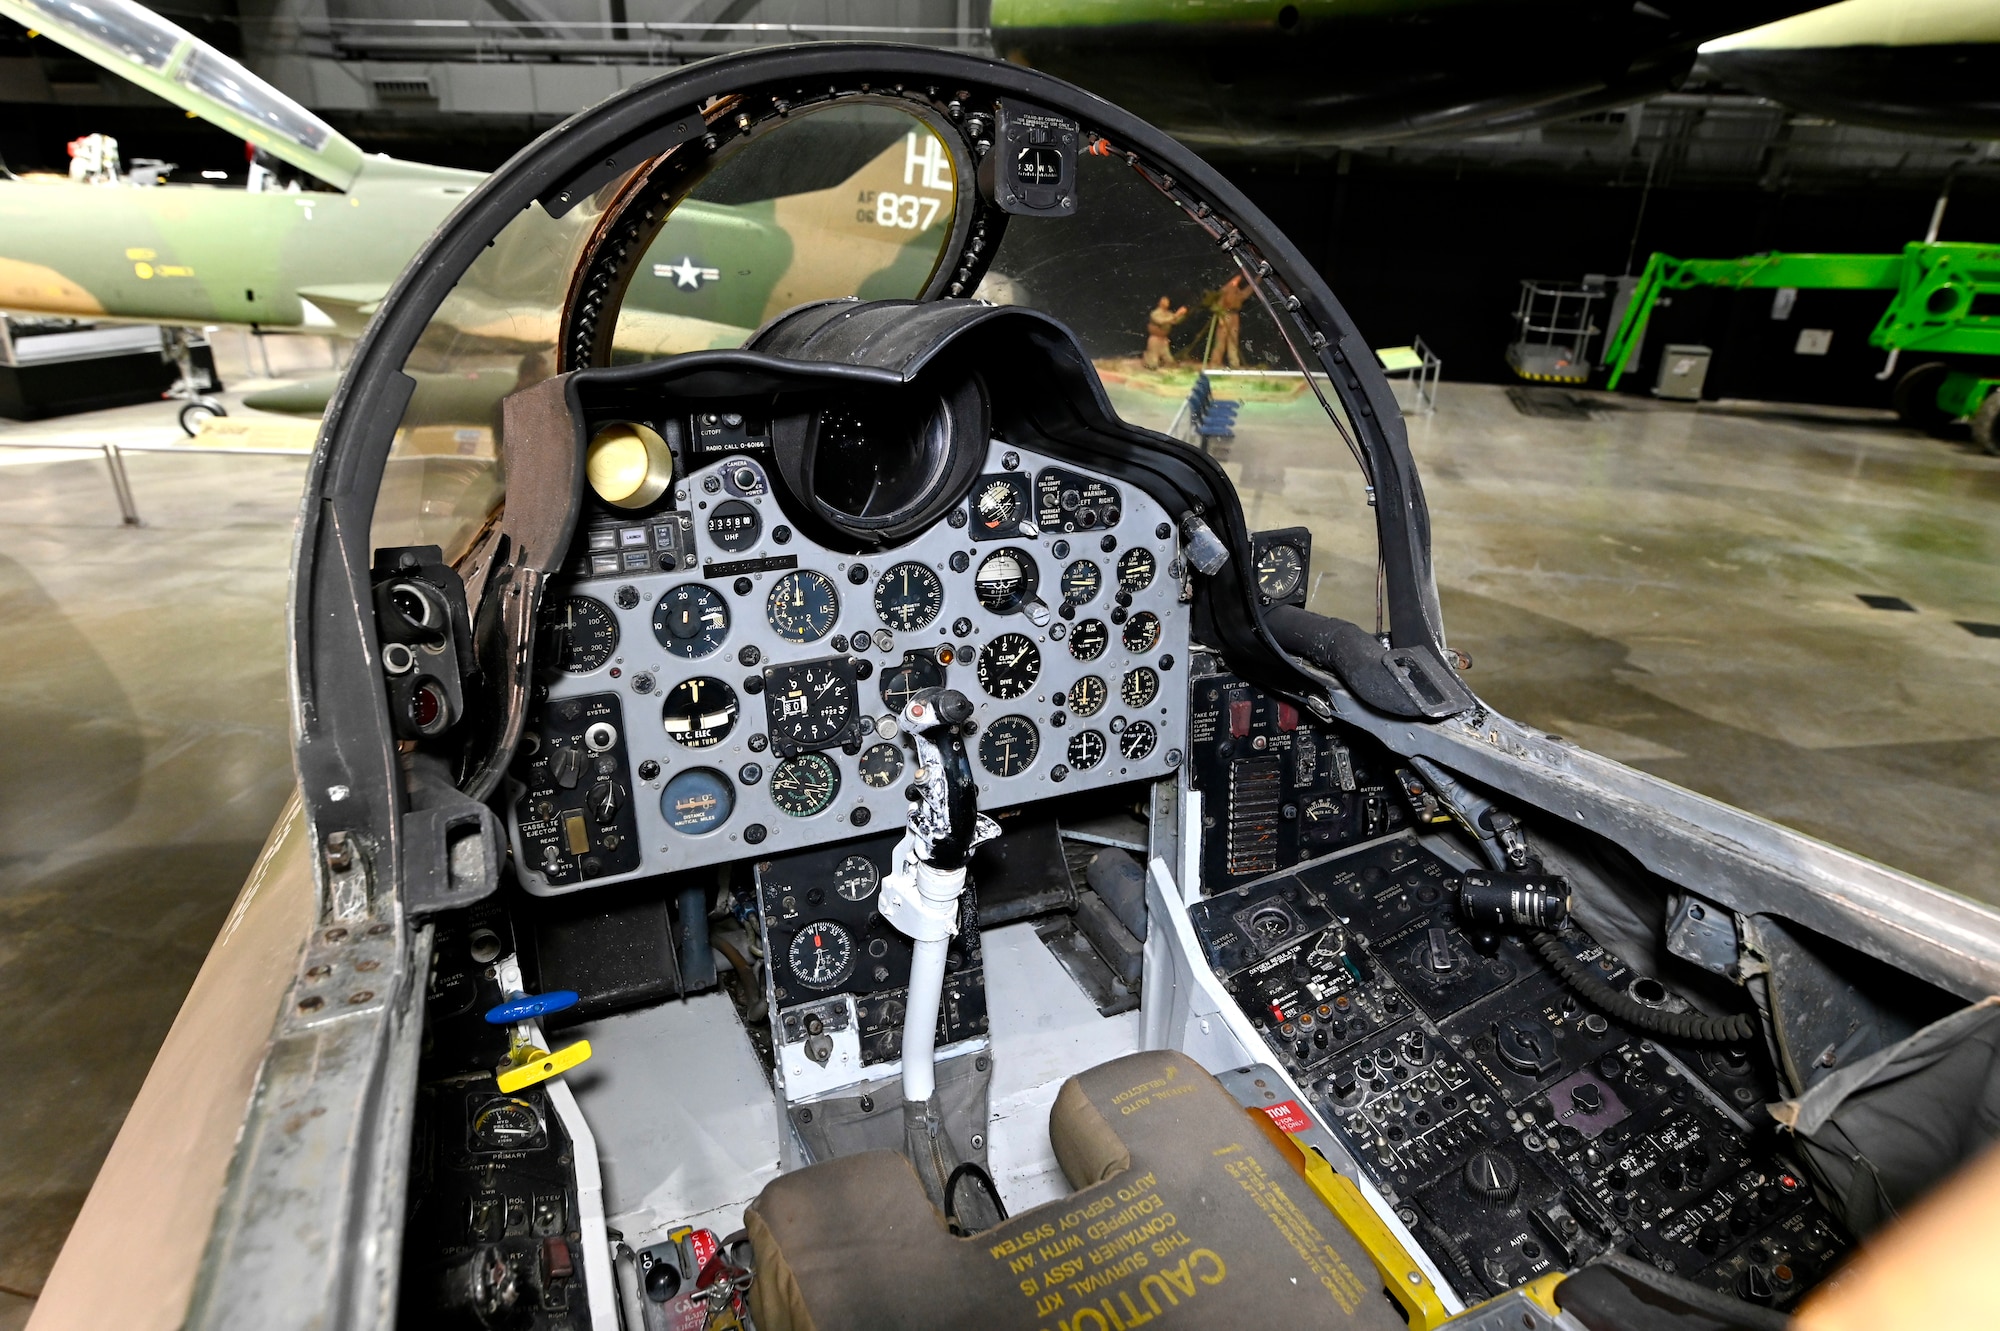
[877,687,1000,1215]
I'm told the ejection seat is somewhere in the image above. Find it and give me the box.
[745,1049,1415,1330]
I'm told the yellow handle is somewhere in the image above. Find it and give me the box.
[496,1038,592,1093]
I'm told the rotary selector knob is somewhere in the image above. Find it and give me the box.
[1571,1082,1604,1114]
[1464,1149,1519,1205]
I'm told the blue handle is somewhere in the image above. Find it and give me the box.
[484,990,580,1024]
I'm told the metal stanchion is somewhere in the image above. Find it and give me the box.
[100,442,143,526]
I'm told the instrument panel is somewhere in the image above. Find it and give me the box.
[508,439,1192,894]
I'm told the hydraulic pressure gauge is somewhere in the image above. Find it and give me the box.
[787,920,856,989]
[978,715,1039,777]
[652,583,730,659]
[767,570,840,643]
[1117,547,1156,593]
[770,752,840,817]
[874,562,944,633]
[977,633,1041,700]
[1068,619,1110,661]
[661,677,738,748]
[550,595,619,673]
[1067,675,1108,718]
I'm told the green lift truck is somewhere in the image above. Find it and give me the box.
[1603,242,2000,452]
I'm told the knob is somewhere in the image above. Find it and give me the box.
[1495,1016,1555,1076]
[1605,1167,1631,1192]
[587,780,622,823]
[1313,1028,1328,1048]
[1570,1082,1604,1114]
[550,744,584,789]
[1737,1266,1774,1305]
[1659,1162,1685,1190]
[644,1259,681,1302]
[1464,1149,1518,1205]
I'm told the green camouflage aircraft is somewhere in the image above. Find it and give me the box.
[0,0,962,408]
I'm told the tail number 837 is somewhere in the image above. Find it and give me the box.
[873,191,943,231]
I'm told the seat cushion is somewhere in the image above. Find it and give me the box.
[746,1049,1408,1331]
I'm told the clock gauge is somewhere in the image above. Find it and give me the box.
[1255,541,1305,602]
[769,752,840,817]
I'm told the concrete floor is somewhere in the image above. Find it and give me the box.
[0,374,1996,1322]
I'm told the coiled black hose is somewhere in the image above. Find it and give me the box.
[1533,932,1758,1044]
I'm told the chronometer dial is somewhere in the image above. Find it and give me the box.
[1121,611,1162,654]
[1117,547,1157,593]
[858,742,905,788]
[874,562,944,633]
[1068,730,1106,771]
[1067,675,1108,718]
[978,715,1039,777]
[1255,542,1304,601]
[764,658,858,748]
[652,583,730,659]
[661,676,738,748]
[787,920,855,989]
[834,854,879,901]
[549,595,619,673]
[976,632,1041,700]
[1119,720,1158,761]
[1120,667,1159,709]
[1059,560,1102,608]
[767,570,840,643]
[974,548,1039,614]
[1069,619,1110,661]
[769,752,840,816]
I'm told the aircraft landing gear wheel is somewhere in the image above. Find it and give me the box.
[1972,391,2000,457]
[1892,362,1954,435]
[179,397,226,437]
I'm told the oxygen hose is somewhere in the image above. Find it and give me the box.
[1532,932,1758,1044]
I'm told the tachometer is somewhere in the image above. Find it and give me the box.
[661,677,738,748]
[1059,559,1102,607]
[1117,547,1156,593]
[1067,675,1108,717]
[1121,611,1162,654]
[550,595,618,673]
[974,548,1038,614]
[652,583,730,659]
[874,562,944,632]
[1069,619,1109,661]
[770,752,840,817]
[764,658,858,749]
[977,632,1041,700]
[1120,667,1159,709]
[978,715,1039,777]
[767,570,840,643]
[787,920,856,989]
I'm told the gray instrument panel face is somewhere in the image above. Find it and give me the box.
[509,439,1190,894]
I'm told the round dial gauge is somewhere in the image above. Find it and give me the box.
[1059,560,1102,608]
[660,768,733,835]
[652,583,730,659]
[1119,721,1159,761]
[974,477,1027,533]
[874,562,944,632]
[1256,542,1305,601]
[661,677,737,748]
[767,570,840,643]
[834,854,879,901]
[764,659,856,748]
[1121,667,1159,709]
[706,500,761,553]
[551,595,618,673]
[977,632,1041,700]
[787,920,856,989]
[1067,675,1108,718]
[979,715,1040,777]
[1068,730,1107,771]
[1069,619,1110,661]
[1117,547,1157,593]
[879,652,945,716]
[858,742,905,789]
[1121,611,1162,654]
[769,752,840,817]
[974,548,1039,614]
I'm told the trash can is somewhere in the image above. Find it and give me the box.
[1654,343,1711,401]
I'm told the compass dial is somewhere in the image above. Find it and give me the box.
[1068,730,1106,771]
[1121,611,1162,654]
[1119,721,1158,761]
[1069,619,1110,661]
[549,595,619,673]
[978,715,1040,777]
[1059,559,1102,608]
[834,854,880,901]
[1256,541,1305,601]
[874,562,944,632]
[879,652,946,716]
[1067,675,1108,718]
[858,742,905,788]
[764,658,857,748]
[1120,667,1159,709]
[974,548,1039,614]
[1117,547,1157,593]
[661,676,738,748]
[977,632,1041,700]
[652,583,730,659]
[767,570,840,643]
[787,920,856,989]
[769,752,840,817]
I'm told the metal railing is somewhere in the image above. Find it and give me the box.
[0,438,311,526]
